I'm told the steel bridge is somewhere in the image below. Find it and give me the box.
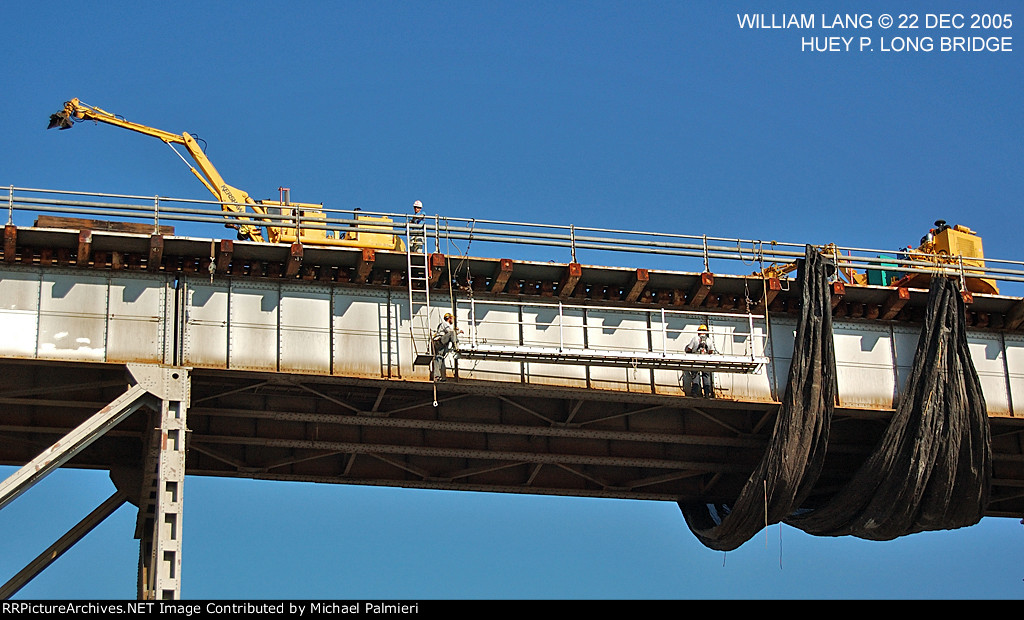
[1,187,1023,599]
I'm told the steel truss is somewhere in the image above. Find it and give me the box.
[0,364,189,600]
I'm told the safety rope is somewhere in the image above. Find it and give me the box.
[737,239,758,267]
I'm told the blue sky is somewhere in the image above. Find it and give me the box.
[1,0,1022,599]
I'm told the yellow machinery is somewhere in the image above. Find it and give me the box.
[48,99,404,250]
[894,220,998,294]
[755,223,998,295]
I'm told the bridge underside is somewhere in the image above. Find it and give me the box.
[2,359,1022,519]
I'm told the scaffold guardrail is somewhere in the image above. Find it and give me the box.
[457,298,769,374]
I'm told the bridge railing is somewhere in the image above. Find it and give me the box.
[6,185,1024,287]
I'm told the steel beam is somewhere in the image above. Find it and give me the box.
[0,490,128,600]
[0,384,153,511]
[189,405,765,448]
[191,434,753,473]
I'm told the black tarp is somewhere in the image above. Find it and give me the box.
[678,245,837,551]
[679,256,992,551]
[786,276,991,539]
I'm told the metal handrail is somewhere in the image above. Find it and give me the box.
[461,297,767,360]
[6,185,1024,285]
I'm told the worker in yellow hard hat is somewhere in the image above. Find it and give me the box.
[431,311,463,382]
[685,324,717,398]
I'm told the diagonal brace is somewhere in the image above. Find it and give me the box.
[0,490,128,599]
[0,384,156,511]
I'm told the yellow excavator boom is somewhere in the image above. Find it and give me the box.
[49,99,268,241]
[48,99,406,252]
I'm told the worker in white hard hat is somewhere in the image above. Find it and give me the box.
[685,324,717,398]
[410,200,425,254]
[431,311,463,382]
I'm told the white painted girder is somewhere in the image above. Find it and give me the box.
[0,265,1020,416]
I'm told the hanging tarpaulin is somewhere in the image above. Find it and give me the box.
[678,245,837,551]
[786,276,991,540]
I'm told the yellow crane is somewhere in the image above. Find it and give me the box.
[48,98,404,250]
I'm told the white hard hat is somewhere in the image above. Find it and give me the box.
[413,200,423,209]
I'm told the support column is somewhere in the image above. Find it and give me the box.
[128,365,190,601]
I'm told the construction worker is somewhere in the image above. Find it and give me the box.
[431,312,462,382]
[685,324,716,398]
[410,200,425,254]
[345,207,362,240]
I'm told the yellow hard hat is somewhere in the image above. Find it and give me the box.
[698,324,708,332]
[444,312,453,320]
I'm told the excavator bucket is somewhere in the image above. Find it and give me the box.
[47,112,73,130]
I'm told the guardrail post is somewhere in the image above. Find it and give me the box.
[570,224,576,263]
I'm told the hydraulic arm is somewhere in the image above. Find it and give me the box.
[48,99,405,251]
[49,99,268,242]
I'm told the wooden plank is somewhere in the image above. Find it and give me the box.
[34,216,174,235]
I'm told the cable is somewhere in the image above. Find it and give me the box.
[764,478,768,548]
[189,133,208,153]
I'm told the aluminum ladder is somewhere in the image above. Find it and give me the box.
[406,220,435,365]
